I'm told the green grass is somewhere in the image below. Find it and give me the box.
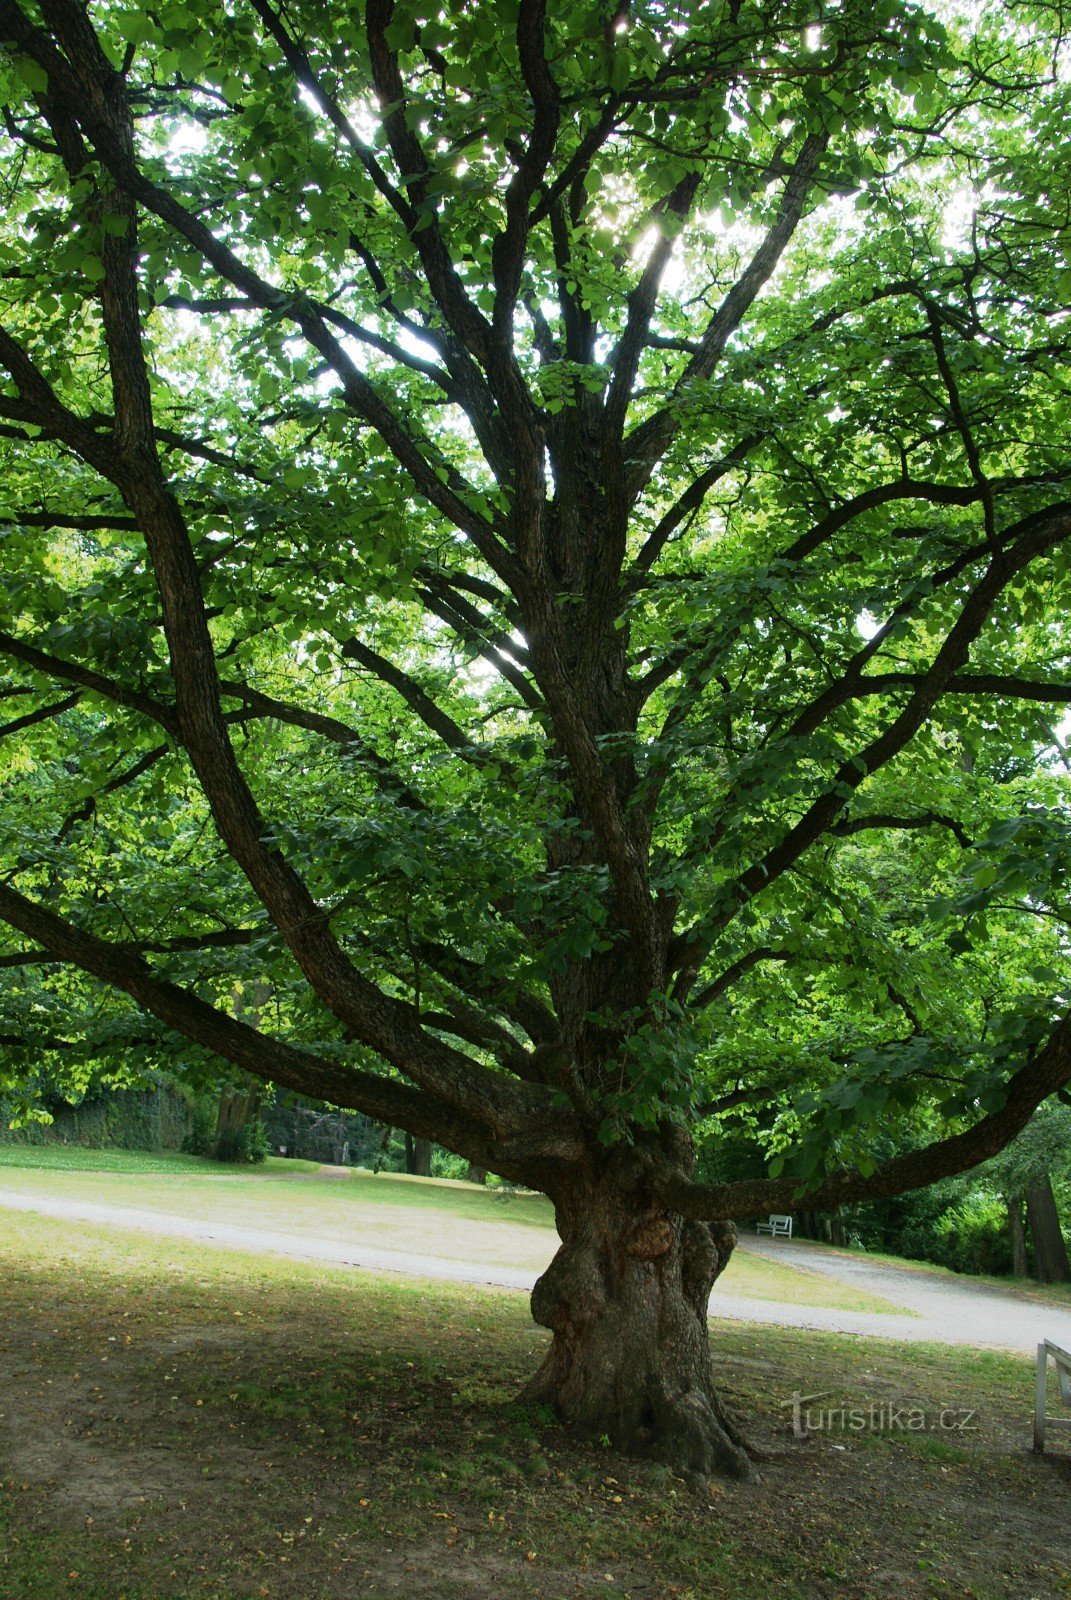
[714,1248,907,1313]
[3,1146,1048,1308]
[0,1144,321,1176]
[0,1145,903,1313]
[0,1209,1067,1600]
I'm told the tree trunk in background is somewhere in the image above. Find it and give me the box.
[800,1210,846,1246]
[212,985,271,1161]
[1025,1175,1071,1283]
[332,1110,349,1167]
[211,1081,261,1159]
[404,1134,432,1177]
[466,1164,488,1185]
[524,1168,754,1478]
[1007,1195,1028,1277]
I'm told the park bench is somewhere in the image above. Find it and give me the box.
[1034,1340,1071,1453]
[755,1214,793,1239]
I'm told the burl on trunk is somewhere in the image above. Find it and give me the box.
[522,1162,755,1479]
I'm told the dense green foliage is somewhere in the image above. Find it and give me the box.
[0,1079,193,1150]
[0,0,1068,1208]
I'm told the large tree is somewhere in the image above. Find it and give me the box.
[1,0,1071,1477]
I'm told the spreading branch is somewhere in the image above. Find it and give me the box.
[657,1013,1071,1218]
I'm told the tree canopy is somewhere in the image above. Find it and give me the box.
[1,0,1070,1473]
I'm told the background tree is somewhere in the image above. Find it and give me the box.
[1,0,1071,1476]
[983,1103,1071,1282]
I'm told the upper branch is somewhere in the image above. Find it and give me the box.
[414,581,541,712]
[364,0,496,369]
[0,926,259,969]
[217,680,427,809]
[340,639,474,755]
[603,172,701,448]
[850,672,1071,705]
[0,4,541,1133]
[924,300,996,542]
[632,435,760,582]
[0,2,516,581]
[0,691,80,738]
[0,326,117,475]
[491,0,560,340]
[0,628,179,734]
[242,1,511,475]
[673,501,1071,983]
[623,130,828,501]
[829,810,973,849]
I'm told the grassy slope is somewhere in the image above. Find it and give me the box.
[0,1146,900,1314]
[0,1209,1067,1600]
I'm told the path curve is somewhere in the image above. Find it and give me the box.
[3,1186,1070,1354]
[736,1233,1071,1352]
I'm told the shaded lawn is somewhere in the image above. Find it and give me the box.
[0,1212,1069,1600]
[0,1150,902,1315]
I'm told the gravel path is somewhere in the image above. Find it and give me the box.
[0,1188,538,1290]
[4,1185,1070,1354]
[735,1233,1071,1352]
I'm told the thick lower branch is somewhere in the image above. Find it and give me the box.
[0,881,582,1176]
[658,1012,1071,1219]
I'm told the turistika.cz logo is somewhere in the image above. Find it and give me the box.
[782,1391,979,1439]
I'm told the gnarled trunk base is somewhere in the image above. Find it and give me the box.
[523,1180,755,1479]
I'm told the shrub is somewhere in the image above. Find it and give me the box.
[181,1097,217,1157]
[431,1149,470,1180]
[929,1191,1013,1276]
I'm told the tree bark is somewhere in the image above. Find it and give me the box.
[1007,1194,1028,1277]
[404,1133,433,1177]
[211,1080,261,1159]
[523,1162,755,1479]
[466,1163,488,1185]
[1025,1174,1071,1284]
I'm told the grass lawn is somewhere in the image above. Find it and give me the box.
[0,1147,903,1314]
[0,1208,1068,1600]
[716,1249,910,1314]
[0,1146,324,1177]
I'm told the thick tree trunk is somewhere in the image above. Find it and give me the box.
[211,1081,261,1159]
[1025,1174,1071,1284]
[404,1133,433,1177]
[523,1167,754,1479]
[466,1163,488,1185]
[1007,1194,1028,1277]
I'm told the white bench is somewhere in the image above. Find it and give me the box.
[755,1214,793,1239]
[1034,1340,1071,1453]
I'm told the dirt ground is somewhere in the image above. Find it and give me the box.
[1,1220,1069,1600]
